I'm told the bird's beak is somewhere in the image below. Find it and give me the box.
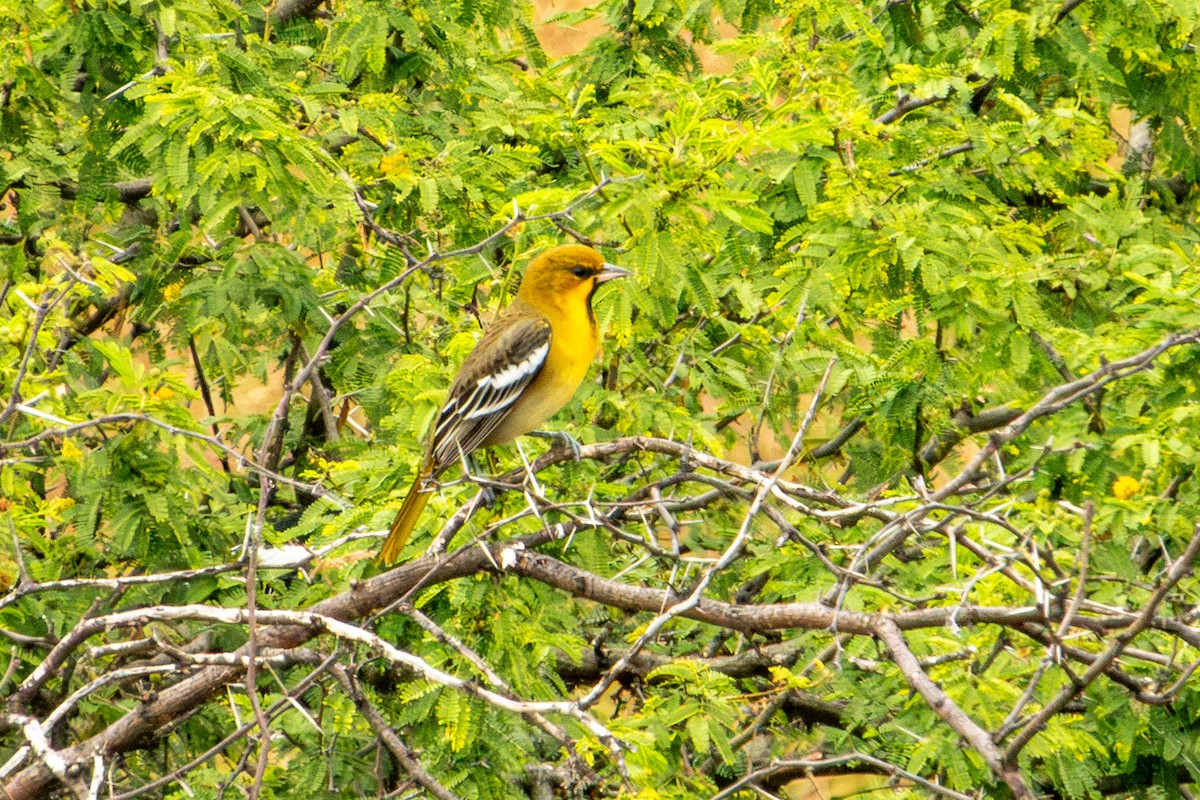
[596,263,632,284]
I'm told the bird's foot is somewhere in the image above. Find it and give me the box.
[477,483,497,508]
[531,429,582,461]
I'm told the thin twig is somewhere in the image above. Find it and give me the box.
[576,361,836,709]
[0,411,345,505]
[1003,524,1200,763]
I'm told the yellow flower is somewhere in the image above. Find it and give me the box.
[1112,475,1141,500]
[163,281,184,302]
[379,152,412,180]
[61,438,84,461]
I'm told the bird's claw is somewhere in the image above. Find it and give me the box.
[531,429,582,461]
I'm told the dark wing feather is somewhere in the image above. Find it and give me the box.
[427,317,551,474]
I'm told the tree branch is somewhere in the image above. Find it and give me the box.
[876,619,1032,798]
[329,664,463,800]
[1003,524,1200,763]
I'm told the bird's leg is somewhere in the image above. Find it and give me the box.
[529,429,582,461]
[456,445,497,507]
[472,456,499,507]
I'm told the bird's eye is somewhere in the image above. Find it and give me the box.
[569,267,591,279]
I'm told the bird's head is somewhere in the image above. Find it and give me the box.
[516,244,630,319]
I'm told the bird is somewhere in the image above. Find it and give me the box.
[379,244,631,564]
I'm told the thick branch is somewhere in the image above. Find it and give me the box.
[55,179,153,204]
[329,664,463,800]
[508,549,1041,634]
[876,619,1032,798]
[714,752,976,800]
[919,404,1023,467]
[271,0,328,24]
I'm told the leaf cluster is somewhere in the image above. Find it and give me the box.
[1,0,1200,797]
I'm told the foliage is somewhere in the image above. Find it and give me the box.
[2,0,1200,797]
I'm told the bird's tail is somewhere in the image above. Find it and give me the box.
[379,469,433,565]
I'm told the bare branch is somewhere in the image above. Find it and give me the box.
[400,601,573,742]
[0,284,75,426]
[576,361,836,709]
[849,327,1200,574]
[876,619,1032,797]
[712,752,977,800]
[0,411,346,505]
[875,92,949,125]
[1056,0,1088,24]
[11,604,623,747]
[329,664,463,800]
[1003,524,1200,763]
[106,651,336,800]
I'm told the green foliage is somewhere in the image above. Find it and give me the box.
[2,0,1200,797]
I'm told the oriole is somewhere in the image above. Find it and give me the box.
[379,244,630,564]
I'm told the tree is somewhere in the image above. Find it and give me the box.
[1,0,1199,797]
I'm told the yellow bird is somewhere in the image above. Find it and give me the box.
[379,244,630,564]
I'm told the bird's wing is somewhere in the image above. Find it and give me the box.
[427,316,552,474]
